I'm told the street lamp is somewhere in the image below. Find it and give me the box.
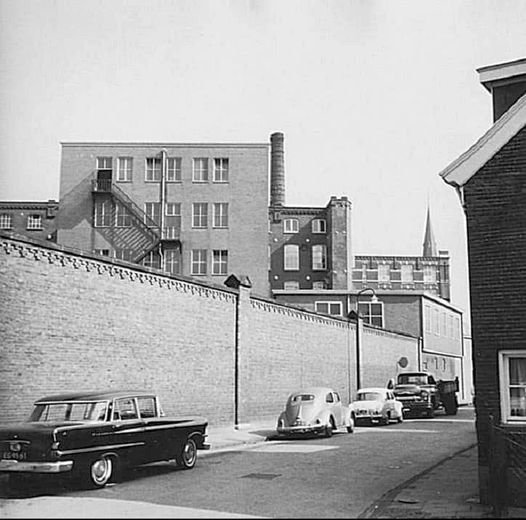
[350,287,379,392]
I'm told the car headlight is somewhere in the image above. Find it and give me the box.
[420,391,429,400]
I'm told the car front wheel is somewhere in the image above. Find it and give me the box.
[178,438,197,469]
[88,455,114,488]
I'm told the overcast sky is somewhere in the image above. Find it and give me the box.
[1,0,525,318]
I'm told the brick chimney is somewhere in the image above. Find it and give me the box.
[270,132,285,206]
[477,58,526,121]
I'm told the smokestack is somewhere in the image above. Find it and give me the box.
[270,132,285,206]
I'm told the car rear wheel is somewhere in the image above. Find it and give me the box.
[177,438,197,469]
[88,455,114,488]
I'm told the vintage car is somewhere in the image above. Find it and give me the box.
[0,390,209,489]
[276,387,354,437]
[350,387,404,426]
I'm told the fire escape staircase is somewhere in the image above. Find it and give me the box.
[91,178,164,263]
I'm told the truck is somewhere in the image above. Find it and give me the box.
[391,371,459,418]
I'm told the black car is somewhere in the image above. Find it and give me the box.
[0,390,209,488]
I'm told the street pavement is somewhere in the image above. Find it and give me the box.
[1,412,525,519]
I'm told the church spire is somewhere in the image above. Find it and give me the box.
[423,205,437,257]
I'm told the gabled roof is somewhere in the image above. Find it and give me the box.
[439,92,526,187]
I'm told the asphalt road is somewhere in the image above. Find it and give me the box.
[22,408,474,518]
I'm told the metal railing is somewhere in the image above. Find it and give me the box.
[488,415,526,517]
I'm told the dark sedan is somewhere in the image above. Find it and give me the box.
[0,390,209,488]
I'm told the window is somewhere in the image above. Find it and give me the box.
[499,351,526,423]
[315,301,342,317]
[358,301,384,327]
[212,250,228,275]
[378,264,390,282]
[401,264,413,283]
[115,203,131,227]
[283,219,299,233]
[193,158,209,182]
[312,281,326,290]
[26,214,42,230]
[145,157,161,182]
[212,203,228,228]
[94,249,110,256]
[137,397,156,418]
[114,249,133,262]
[94,200,112,227]
[0,214,12,229]
[164,248,181,275]
[424,265,436,283]
[114,398,138,421]
[143,251,161,269]
[191,249,207,275]
[312,244,327,270]
[192,203,208,228]
[164,203,181,239]
[96,157,113,173]
[424,305,431,333]
[117,157,132,182]
[312,219,326,233]
[284,244,299,271]
[144,202,161,226]
[213,158,229,182]
[166,157,182,182]
[283,281,299,290]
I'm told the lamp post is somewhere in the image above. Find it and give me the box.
[352,287,379,392]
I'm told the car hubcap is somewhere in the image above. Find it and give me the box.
[91,457,112,485]
[183,441,196,466]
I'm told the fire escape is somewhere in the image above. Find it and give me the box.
[91,155,181,267]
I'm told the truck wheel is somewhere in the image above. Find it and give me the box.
[177,438,197,469]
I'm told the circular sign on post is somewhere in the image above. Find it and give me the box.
[398,357,409,369]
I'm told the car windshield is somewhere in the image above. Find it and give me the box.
[30,401,109,422]
[398,374,428,385]
[290,394,315,403]
[357,392,382,401]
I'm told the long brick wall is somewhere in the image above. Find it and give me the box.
[0,234,419,427]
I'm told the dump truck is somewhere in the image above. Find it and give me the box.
[391,371,459,417]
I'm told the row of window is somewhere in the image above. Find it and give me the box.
[283,280,327,290]
[96,248,229,276]
[282,218,326,234]
[97,156,229,183]
[424,305,461,339]
[356,263,437,283]
[313,301,384,328]
[284,244,327,271]
[93,201,229,229]
[0,214,42,230]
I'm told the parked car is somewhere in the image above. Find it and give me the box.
[276,387,354,437]
[350,387,404,426]
[0,390,209,489]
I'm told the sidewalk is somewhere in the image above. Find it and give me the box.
[1,420,525,519]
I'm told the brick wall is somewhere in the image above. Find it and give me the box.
[0,234,419,427]
[463,126,526,505]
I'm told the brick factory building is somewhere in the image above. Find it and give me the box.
[0,200,58,243]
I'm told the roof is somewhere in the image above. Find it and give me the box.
[34,390,155,403]
[477,58,526,91]
[439,92,526,187]
[357,387,389,393]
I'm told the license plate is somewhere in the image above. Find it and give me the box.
[2,451,27,460]
[403,408,410,412]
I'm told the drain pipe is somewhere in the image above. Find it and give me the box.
[159,149,167,266]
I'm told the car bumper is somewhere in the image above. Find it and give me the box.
[277,424,326,435]
[354,414,383,423]
[0,459,74,473]
[399,402,432,413]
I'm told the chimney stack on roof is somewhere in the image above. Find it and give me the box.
[270,132,285,206]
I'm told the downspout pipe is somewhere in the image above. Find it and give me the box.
[159,149,167,265]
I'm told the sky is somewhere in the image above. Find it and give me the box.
[1,0,525,321]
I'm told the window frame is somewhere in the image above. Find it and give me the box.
[94,200,112,228]
[499,350,526,424]
[378,263,390,282]
[117,157,133,182]
[144,202,161,226]
[192,202,208,228]
[315,301,342,317]
[115,203,132,228]
[312,244,327,271]
[213,202,229,228]
[193,158,209,182]
[283,244,299,271]
[401,264,414,283]
[283,281,300,290]
[213,158,229,183]
[145,157,162,182]
[191,249,207,275]
[311,219,326,234]
[26,214,43,230]
[357,301,384,328]
[283,218,299,234]
[0,214,12,229]
[166,157,182,182]
[164,248,181,275]
[212,249,228,275]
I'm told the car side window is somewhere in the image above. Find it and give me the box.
[334,392,340,403]
[326,393,334,403]
[114,398,138,421]
[138,397,156,418]
[428,376,436,384]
